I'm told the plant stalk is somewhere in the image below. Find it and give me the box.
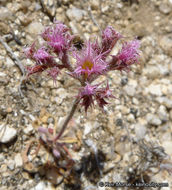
[54,99,79,141]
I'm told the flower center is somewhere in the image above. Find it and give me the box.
[82,60,94,79]
[82,60,93,70]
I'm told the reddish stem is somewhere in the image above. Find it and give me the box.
[53,99,79,141]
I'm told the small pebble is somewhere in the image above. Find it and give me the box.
[147,84,162,96]
[162,141,172,156]
[23,124,34,135]
[159,3,171,15]
[0,125,17,143]
[115,118,123,126]
[159,34,172,56]
[134,124,147,140]
[121,76,128,86]
[146,113,161,126]
[14,153,23,167]
[31,181,52,190]
[0,7,12,21]
[156,97,172,109]
[27,21,44,37]
[84,122,92,136]
[0,154,5,162]
[66,7,85,22]
[123,85,136,97]
[127,114,135,122]
[157,105,169,122]
[8,160,15,170]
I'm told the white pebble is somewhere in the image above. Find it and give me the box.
[147,84,162,96]
[134,124,147,140]
[84,122,92,136]
[0,124,17,143]
[23,124,34,135]
[14,153,23,167]
[146,113,161,126]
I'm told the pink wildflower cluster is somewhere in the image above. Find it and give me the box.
[109,39,140,71]
[101,26,122,56]
[71,41,107,82]
[41,21,72,58]
[24,21,140,112]
[78,83,114,112]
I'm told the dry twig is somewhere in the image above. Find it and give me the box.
[0,36,25,74]
[82,0,102,33]
[0,36,26,97]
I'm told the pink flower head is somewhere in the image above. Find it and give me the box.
[33,47,54,64]
[72,41,107,81]
[102,26,122,56]
[23,42,36,58]
[96,82,115,108]
[78,83,98,112]
[78,82,114,111]
[116,39,140,71]
[26,47,56,77]
[47,67,60,84]
[41,22,72,58]
[91,38,101,54]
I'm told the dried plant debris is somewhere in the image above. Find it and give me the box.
[136,140,169,172]
[22,137,106,188]
[125,140,171,189]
